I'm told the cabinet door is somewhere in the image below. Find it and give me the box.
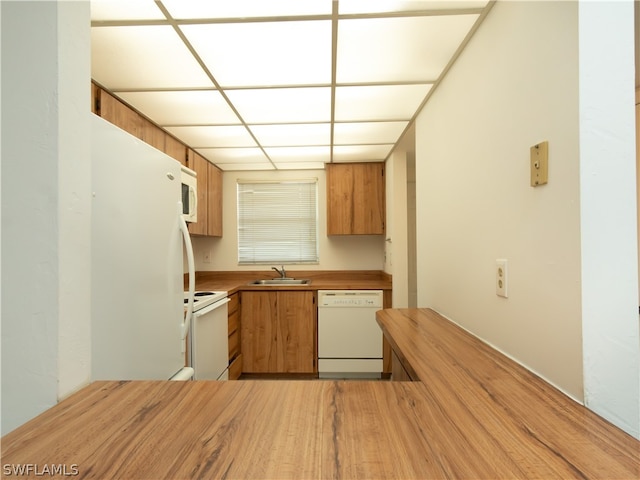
[207,164,223,237]
[241,291,316,374]
[326,162,385,235]
[277,291,316,373]
[187,150,209,236]
[240,292,279,373]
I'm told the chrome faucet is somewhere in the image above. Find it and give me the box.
[272,265,287,278]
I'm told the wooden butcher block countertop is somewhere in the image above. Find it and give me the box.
[2,308,639,479]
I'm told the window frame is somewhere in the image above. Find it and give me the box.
[236,179,319,265]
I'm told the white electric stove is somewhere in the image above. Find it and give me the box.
[183,290,230,380]
[184,290,227,312]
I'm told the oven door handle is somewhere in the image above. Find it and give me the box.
[193,297,230,317]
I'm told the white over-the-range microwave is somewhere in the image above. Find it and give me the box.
[181,165,197,223]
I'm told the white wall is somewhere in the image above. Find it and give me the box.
[414,0,639,439]
[384,146,409,307]
[57,0,92,405]
[193,168,385,272]
[1,1,91,434]
[578,0,639,438]
[416,0,584,400]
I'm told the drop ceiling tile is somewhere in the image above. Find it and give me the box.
[334,84,431,122]
[163,0,332,19]
[338,0,488,14]
[333,144,394,162]
[334,121,408,145]
[216,163,276,171]
[273,162,326,170]
[91,0,163,20]
[165,126,256,148]
[265,146,331,163]
[196,147,269,165]
[116,91,241,125]
[226,88,331,124]
[337,15,479,83]
[91,26,212,89]
[181,21,331,87]
[250,123,330,147]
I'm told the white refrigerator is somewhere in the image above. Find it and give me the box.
[91,115,193,380]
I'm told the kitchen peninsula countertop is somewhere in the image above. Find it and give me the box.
[2,308,639,479]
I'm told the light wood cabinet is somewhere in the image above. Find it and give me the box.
[187,150,209,236]
[240,291,317,374]
[93,83,187,166]
[207,164,223,237]
[326,162,385,235]
[187,150,223,237]
[99,90,143,139]
[227,293,241,380]
[140,117,165,153]
[164,134,187,166]
[93,82,222,237]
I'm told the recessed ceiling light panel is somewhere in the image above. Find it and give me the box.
[91,0,164,21]
[163,0,332,19]
[265,146,330,163]
[116,90,241,125]
[181,21,331,87]
[338,0,488,15]
[250,123,331,147]
[165,125,257,148]
[337,15,479,83]
[335,84,432,122]
[333,144,395,162]
[226,87,331,124]
[334,121,408,145]
[91,26,212,89]
[196,147,270,165]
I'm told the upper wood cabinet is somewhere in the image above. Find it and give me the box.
[326,162,386,235]
[187,150,222,237]
[207,164,223,237]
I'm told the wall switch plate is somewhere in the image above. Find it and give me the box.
[496,259,508,298]
[530,141,548,187]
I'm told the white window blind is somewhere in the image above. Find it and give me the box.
[237,180,319,264]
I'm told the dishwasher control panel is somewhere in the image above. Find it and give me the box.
[317,290,383,308]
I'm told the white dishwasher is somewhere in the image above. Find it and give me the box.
[317,290,383,379]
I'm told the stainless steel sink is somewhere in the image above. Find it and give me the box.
[249,278,311,285]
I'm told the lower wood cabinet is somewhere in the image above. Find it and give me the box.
[240,291,317,374]
[227,293,241,380]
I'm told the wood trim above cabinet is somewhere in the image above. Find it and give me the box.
[92,82,188,166]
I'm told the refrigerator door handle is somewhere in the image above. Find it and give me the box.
[179,201,195,344]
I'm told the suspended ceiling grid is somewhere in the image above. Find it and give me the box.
[91,1,493,171]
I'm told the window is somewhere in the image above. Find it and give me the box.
[237,180,319,264]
